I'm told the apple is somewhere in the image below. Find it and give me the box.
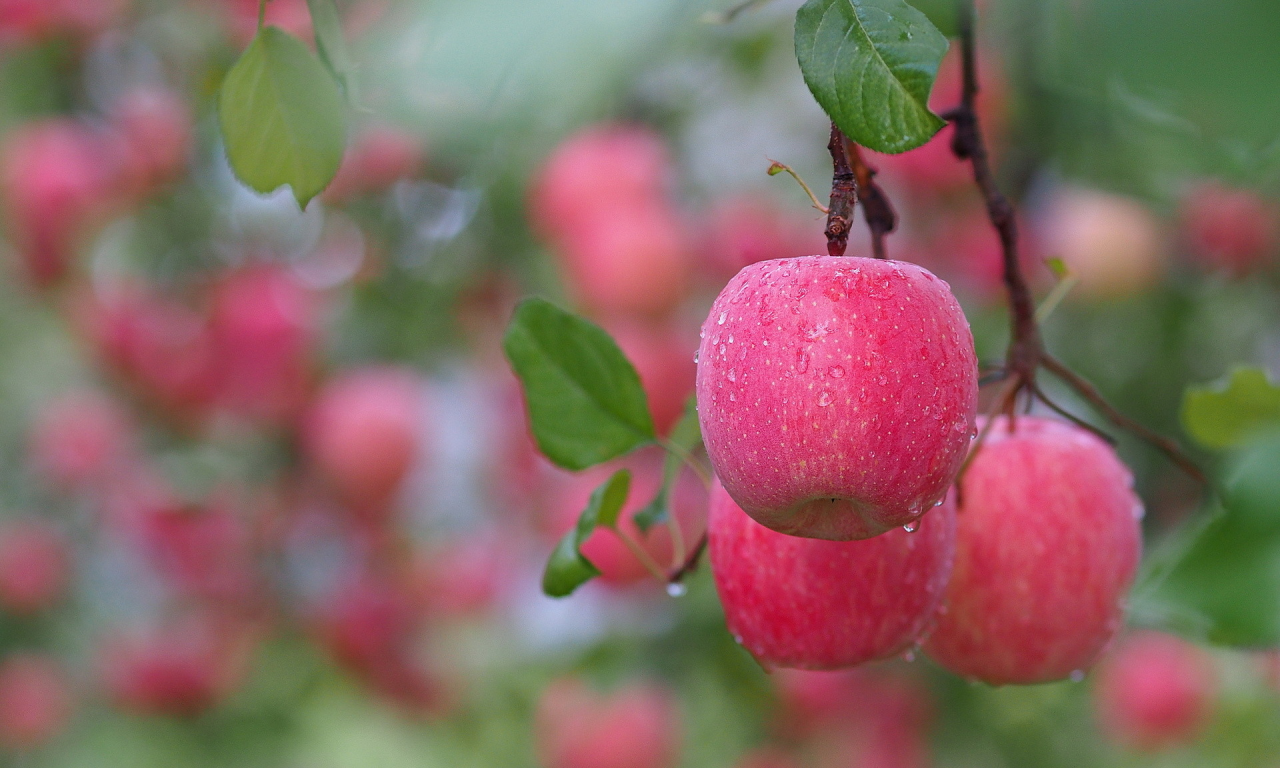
[305,368,425,518]
[0,521,70,615]
[544,448,706,586]
[696,256,977,540]
[133,501,255,605]
[700,196,826,283]
[923,416,1143,685]
[30,390,133,491]
[1035,187,1166,299]
[602,318,697,436]
[0,655,70,749]
[535,677,682,768]
[1093,632,1217,750]
[110,88,193,197]
[709,480,956,670]
[325,123,426,203]
[208,264,316,424]
[1179,182,1277,275]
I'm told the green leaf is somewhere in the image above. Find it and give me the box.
[1045,257,1070,280]
[1181,367,1280,450]
[305,0,359,103]
[1144,435,1280,646]
[903,0,957,37]
[794,0,948,154]
[503,298,656,470]
[632,490,668,534]
[218,26,347,208]
[541,470,632,597]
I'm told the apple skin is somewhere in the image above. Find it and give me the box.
[0,521,70,615]
[535,677,682,768]
[0,655,70,749]
[709,480,956,670]
[923,416,1143,685]
[696,256,977,540]
[1092,632,1217,751]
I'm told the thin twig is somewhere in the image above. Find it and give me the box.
[767,160,828,213]
[824,123,858,256]
[1041,354,1206,484]
[668,533,708,583]
[613,526,670,583]
[1029,383,1117,445]
[701,0,774,24]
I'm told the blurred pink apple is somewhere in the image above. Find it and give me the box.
[924,416,1142,685]
[0,655,70,749]
[1179,182,1277,275]
[1036,188,1166,299]
[109,88,193,197]
[325,123,425,203]
[696,256,977,540]
[0,521,70,615]
[603,318,696,436]
[30,390,133,490]
[709,481,955,670]
[1093,632,1217,750]
[536,677,682,768]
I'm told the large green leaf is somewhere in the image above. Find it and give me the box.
[1144,434,1280,646]
[305,0,358,102]
[1182,367,1280,450]
[503,299,655,470]
[794,0,948,154]
[542,470,632,598]
[218,26,347,208]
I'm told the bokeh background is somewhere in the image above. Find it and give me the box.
[0,0,1277,766]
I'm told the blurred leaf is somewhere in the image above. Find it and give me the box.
[636,396,702,533]
[794,0,947,154]
[542,469,632,597]
[219,26,347,208]
[1148,434,1280,646]
[503,299,656,470]
[305,0,359,103]
[1045,257,1069,279]
[905,0,957,37]
[1181,367,1280,450]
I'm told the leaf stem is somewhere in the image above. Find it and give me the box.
[613,527,669,583]
[657,437,713,489]
[258,0,268,29]
[768,160,829,214]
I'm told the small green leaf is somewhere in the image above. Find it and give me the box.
[219,26,347,208]
[1045,257,1070,279]
[541,470,632,597]
[1181,367,1280,450]
[503,299,656,470]
[1144,434,1280,646]
[794,0,948,154]
[305,0,358,102]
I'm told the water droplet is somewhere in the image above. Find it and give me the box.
[693,350,700,363]
[666,582,687,598]
[932,499,945,508]
[901,649,917,663]
[817,391,833,407]
[903,520,919,533]
[796,351,809,373]
[727,369,737,382]
[1069,670,1085,683]
[1132,502,1146,520]
[717,312,727,325]
[828,365,845,378]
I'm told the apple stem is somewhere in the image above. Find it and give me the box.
[701,0,775,25]
[258,0,269,30]
[614,526,670,584]
[657,437,713,489]
[766,160,829,214]
[666,511,686,571]
[668,533,708,584]
[944,0,1206,487]
[824,124,857,257]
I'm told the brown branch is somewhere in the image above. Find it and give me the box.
[846,141,896,259]
[825,123,857,257]
[668,533,707,583]
[1029,382,1117,446]
[1041,355,1206,484]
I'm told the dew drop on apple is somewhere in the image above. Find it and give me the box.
[692,350,699,363]
[666,582,687,598]
[828,365,845,379]
[1069,670,1085,683]
[903,520,919,533]
[817,390,833,407]
[795,351,809,373]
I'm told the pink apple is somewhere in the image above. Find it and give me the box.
[0,655,70,749]
[535,677,682,768]
[709,481,955,670]
[208,264,317,424]
[409,531,512,617]
[697,256,977,540]
[0,521,70,615]
[1179,181,1277,275]
[602,318,696,436]
[109,87,193,197]
[1093,632,1216,750]
[923,416,1143,685]
[30,390,133,490]
[224,0,311,45]
[1035,187,1166,299]
[325,123,425,203]
[133,501,256,605]
[699,196,826,283]
[544,448,706,586]
[305,368,425,518]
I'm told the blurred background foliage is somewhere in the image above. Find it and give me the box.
[0,0,1275,767]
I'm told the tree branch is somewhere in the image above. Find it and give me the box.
[825,123,857,257]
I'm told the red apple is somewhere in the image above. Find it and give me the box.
[208,264,317,424]
[0,0,125,41]
[1035,187,1166,299]
[325,123,425,203]
[1179,182,1277,275]
[133,501,255,604]
[0,520,69,615]
[305,368,425,518]
[603,318,696,436]
[700,196,826,283]
[110,87,193,197]
[535,677,682,768]
[709,481,955,670]
[923,416,1143,685]
[1093,632,1217,750]
[696,256,977,540]
[544,448,706,586]
[30,390,133,491]
[0,655,70,749]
